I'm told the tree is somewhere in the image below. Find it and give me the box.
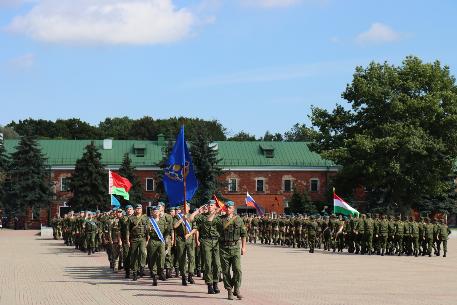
[415,172,457,215]
[190,130,223,207]
[0,125,19,139]
[118,153,143,206]
[311,56,457,213]
[55,118,100,139]
[284,123,319,142]
[262,131,283,141]
[228,131,257,141]
[68,142,109,211]
[9,135,51,227]
[288,187,316,214]
[99,117,133,139]
[0,137,11,209]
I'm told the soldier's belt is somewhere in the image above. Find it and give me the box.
[201,236,219,240]
[221,240,239,247]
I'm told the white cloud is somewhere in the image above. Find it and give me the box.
[356,22,402,45]
[241,0,302,8]
[8,53,35,70]
[7,0,196,45]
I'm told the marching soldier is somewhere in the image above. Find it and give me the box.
[126,204,149,281]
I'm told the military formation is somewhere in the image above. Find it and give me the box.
[52,200,247,301]
[242,213,451,257]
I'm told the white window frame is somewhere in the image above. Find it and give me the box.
[256,178,265,192]
[309,178,319,193]
[283,179,293,192]
[60,176,71,192]
[145,178,155,192]
[228,178,238,192]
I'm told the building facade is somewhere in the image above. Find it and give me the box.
[3,137,339,228]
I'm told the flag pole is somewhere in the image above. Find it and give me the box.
[181,124,187,213]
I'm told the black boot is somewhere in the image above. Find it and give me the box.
[159,271,166,281]
[152,274,157,286]
[196,269,201,277]
[139,267,145,277]
[228,289,234,300]
[87,248,91,255]
[188,273,194,284]
[234,287,243,300]
[381,249,384,256]
[207,283,215,294]
[182,275,188,286]
[165,268,171,279]
[175,267,180,278]
[132,273,138,281]
[125,269,130,279]
[213,282,220,294]
[443,251,447,257]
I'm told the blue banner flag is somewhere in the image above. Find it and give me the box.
[111,195,121,208]
[163,126,199,206]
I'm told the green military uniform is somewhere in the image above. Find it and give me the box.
[217,202,246,300]
[174,211,196,285]
[411,219,420,257]
[363,214,374,255]
[126,205,149,280]
[120,207,131,277]
[84,214,98,255]
[394,217,405,256]
[378,216,389,256]
[436,220,451,257]
[147,207,169,285]
[307,216,318,253]
[424,219,435,257]
[250,217,259,244]
[198,208,222,291]
[109,212,123,271]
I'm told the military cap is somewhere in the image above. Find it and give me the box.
[169,206,176,211]
[225,200,235,207]
[126,205,133,209]
[135,204,142,209]
[116,208,123,213]
[158,201,165,206]
[96,210,100,213]
[208,200,216,205]
[151,205,160,211]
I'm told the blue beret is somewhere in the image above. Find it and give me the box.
[126,205,133,209]
[158,201,165,206]
[151,205,160,211]
[135,204,142,209]
[225,201,235,207]
[208,200,216,205]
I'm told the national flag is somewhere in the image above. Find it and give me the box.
[213,194,227,212]
[163,126,199,206]
[333,192,359,217]
[109,171,132,200]
[111,195,121,208]
[245,192,265,216]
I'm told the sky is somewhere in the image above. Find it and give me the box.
[1,0,457,137]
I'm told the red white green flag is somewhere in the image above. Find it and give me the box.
[109,170,132,200]
[333,192,359,217]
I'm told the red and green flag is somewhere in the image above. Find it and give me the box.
[109,170,132,200]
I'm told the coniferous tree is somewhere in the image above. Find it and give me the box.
[9,135,51,227]
[0,137,11,209]
[69,142,109,211]
[288,187,317,214]
[118,153,143,206]
[190,131,223,207]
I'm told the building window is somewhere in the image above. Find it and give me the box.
[146,178,155,192]
[61,177,71,192]
[283,179,292,192]
[256,179,265,192]
[228,178,237,192]
[310,179,319,192]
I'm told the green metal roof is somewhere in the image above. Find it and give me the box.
[3,140,337,168]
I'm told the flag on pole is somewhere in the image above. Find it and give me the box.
[333,192,359,217]
[245,192,265,216]
[163,126,198,206]
[213,194,227,212]
[109,171,132,200]
[111,195,121,208]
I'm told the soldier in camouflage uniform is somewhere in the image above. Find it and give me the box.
[127,204,150,281]
[250,215,259,244]
[307,215,318,253]
[394,216,405,256]
[85,212,98,255]
[109,209,123,272]
[436,218,451,257]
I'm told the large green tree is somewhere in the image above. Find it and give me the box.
[9,135,51,226]
[287,187,316,214]
[311,56,457,213]
[0,138,11,209]
[190,131,223,207]
[118,153,143,206]
[68,142,109,211]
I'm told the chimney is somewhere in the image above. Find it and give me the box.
[103,139,113,150]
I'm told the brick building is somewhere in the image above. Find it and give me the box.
[3,136,339,228]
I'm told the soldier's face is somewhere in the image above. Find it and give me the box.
[135,207,142,215]
[227,206,235,215]
[127,208,134,216]
[208,204,216,213]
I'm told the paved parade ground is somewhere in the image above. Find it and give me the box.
[1,229,457,305]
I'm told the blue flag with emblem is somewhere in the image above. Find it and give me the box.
[163,126,199,206]
[111,195,121,208]
[177,213,192,233]
[149,217,165,244]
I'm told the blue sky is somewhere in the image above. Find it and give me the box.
[1,0,456,137]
